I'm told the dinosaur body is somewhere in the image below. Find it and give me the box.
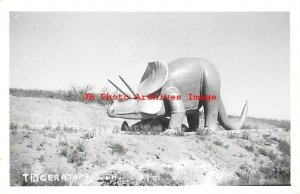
[107,58,248,134]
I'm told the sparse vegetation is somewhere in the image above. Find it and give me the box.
[272,137,290,155]
[230,116,290,130]
[139,171,184,186]
[196,128,211,140]
[227,132,236,139]
[43,120,52,130]
[258,147,277,160]
[222,140,290,185]
[213,139,224,146]
[10,122,18,135]
[97,170,137,186]
[10,122,18,130]
[243,144,254,152]
[10,93,291,186]
[112,125,120,134]
[60,147,68,157]
[142,168,157,176]
[92,159,107,168]
[22,124,30,130]
[241,131,250,140]
[59,140,87,166]
[81,129,96,139]
[38,155,45,162]
[9,86,115,105]
[63,126,78,133]
[108,142,126,155]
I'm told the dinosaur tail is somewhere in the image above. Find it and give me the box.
[217,98,248,130]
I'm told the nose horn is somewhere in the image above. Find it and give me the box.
[107,106,115,117]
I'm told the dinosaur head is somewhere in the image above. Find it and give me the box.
[107,61,168,120]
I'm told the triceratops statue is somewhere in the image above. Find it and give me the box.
[107,58,248,134]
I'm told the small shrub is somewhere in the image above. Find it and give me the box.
[60,147,68,157]
[58,138,68,147]
[258,147,277,160]
[142,168,157,176]
[112,125,120,134]
[227,132,236,139]
[22,124,30,130]
[43,120,52,130]
[68,149,87,166]
[241,131,250,140]
[213,139,224,146]
[81,129,96,139]
[274,138,290,155]
[163,167,174,172]
[10,122,18,130]
[38,155,45,162]
[244,145,254,152]
[92,159,107,167]
[59,140,87,166]
[266,150,277,161]
[108,142,126,155]
[76,140,85,152]
[139,172,184,186]
[63,126,77,133]
[97,170,137,186]
[24,132,31,138]
[196,128,211,140]
[258,147,267,156]
[27,144,33,148]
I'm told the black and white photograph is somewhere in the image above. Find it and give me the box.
[8,12,291,186]
[1,1,300,193]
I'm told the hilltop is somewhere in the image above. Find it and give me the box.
[9,95,290,186]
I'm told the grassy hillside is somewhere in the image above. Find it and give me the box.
[9,95,290,186]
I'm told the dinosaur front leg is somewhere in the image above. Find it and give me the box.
[167,112,185,135]
[163,87,185,135]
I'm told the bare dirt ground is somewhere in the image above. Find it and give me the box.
[9,95,290,186]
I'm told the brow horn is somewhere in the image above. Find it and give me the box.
[107,79,133,99]
[119,76,136,98]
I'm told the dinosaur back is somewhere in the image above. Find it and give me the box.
[162,58,207,111]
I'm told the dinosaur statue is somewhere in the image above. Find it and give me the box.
[107,58,248,135]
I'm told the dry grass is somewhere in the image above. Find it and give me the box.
[10,94,291,186]
[213,139,224,146]
[139,170,184,186]
[59,139,87,166]
[9,86,114,105]
[97,170,137,186]
[241,131,250,140]
[227,132,236,139]
[221,138,290,186]
[108,142,126,155]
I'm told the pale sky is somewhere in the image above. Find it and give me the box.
[10,12,290,119]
